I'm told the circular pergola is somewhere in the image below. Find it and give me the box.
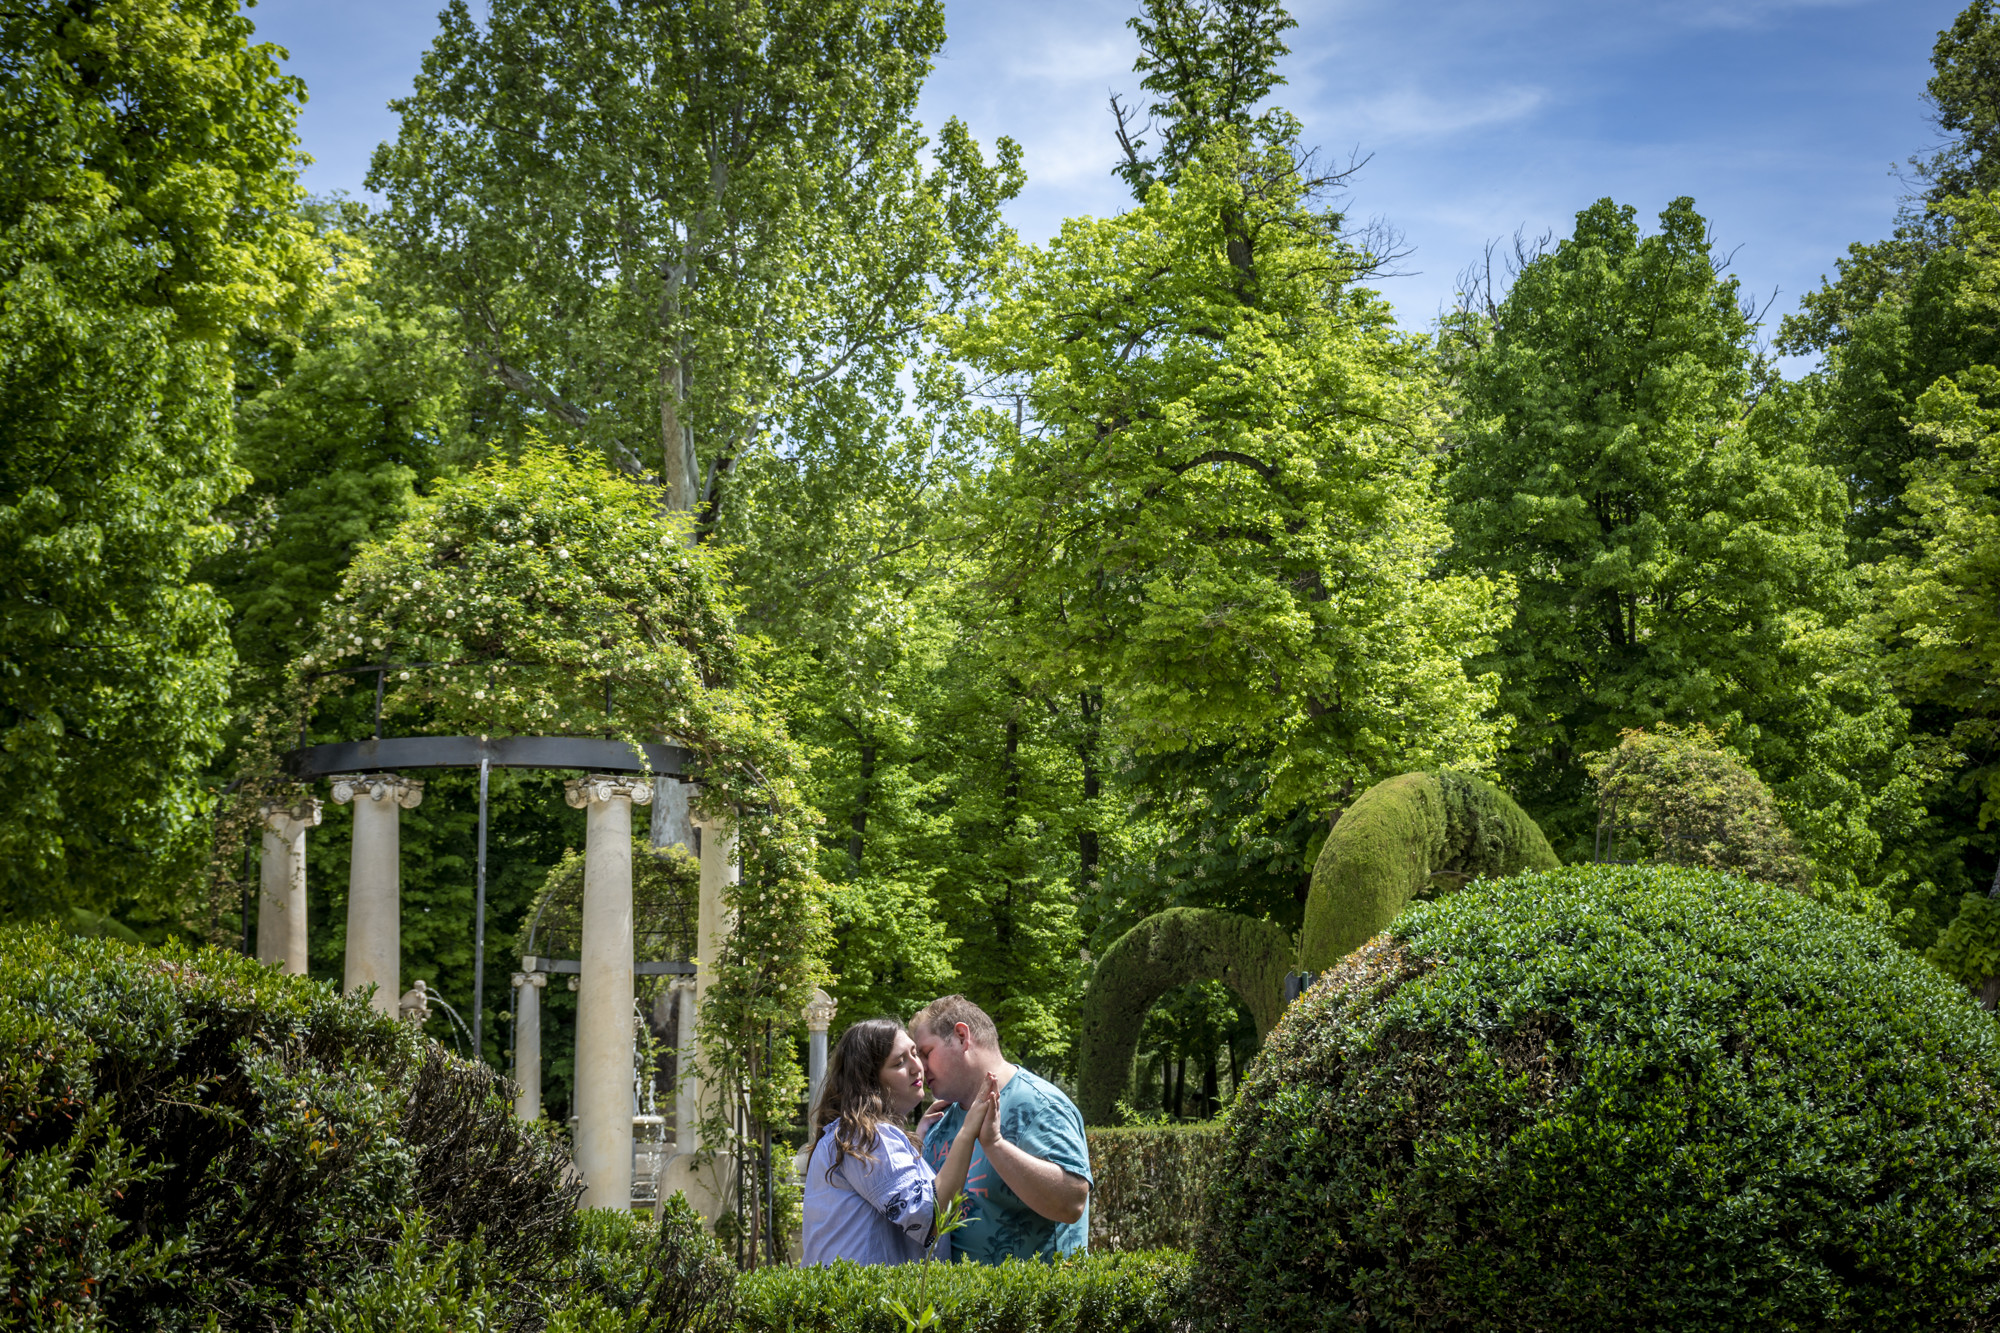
[261,726,732,1215]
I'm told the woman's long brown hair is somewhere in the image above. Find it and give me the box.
[807,1017,908,1183]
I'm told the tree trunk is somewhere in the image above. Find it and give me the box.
[848,739,875,874]
[1171,1057,1185,1120]
[1201,1048,1219,1119]
[1076,689,1102,894]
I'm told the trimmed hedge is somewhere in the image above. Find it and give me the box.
[1086,1124,1222,1252]
[1195,865,2000,1332]
[1297,770,1557,971]
[0,925,578,1330]
[1076,907,1292,1124]
[737,1249,1190,1333]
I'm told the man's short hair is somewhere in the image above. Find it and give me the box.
[909,994,998,1049]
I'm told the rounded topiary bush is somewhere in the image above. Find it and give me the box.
[1193,865,2000,1332]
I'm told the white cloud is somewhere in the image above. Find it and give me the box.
[1330,85,1550,142]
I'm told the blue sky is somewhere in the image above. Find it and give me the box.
[249,0,1963,348]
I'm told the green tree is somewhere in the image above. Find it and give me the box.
[204,201,468,718]
[948,133,1509,827]
[0,0,320,923]
[1110,0,1298,198]
[1874,346,2000,864]
[1446,197,1919,897]
[368,0,1020,520]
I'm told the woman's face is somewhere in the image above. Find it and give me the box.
[878,1028,926,1117]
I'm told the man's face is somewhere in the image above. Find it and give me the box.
[913,1022,974,1104]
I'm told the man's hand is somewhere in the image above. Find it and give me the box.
[974,1072,1088,1224]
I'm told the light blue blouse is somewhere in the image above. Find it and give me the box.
[801,1121,939,1266]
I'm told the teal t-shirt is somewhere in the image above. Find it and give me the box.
[920,1067,1091,1264]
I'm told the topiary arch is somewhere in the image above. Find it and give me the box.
[1298,770,1558,973]
[1076,907,1293,1125]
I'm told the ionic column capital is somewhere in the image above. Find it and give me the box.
[565,774,653,809]
[802,987,837,1033]
[512,971,549,990]
[331,773,424,809]
[260,796,322,840]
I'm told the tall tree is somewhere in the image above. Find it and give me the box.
[1111,0,1298,198]
[368,0,1020,522]
[949,128,1508,834]
[1446,197,1919,898]
[0,0,321,923]
[205,201,468,716]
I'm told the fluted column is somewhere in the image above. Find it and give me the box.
[258,796,321,975]
[332,773,424,1017]
[565,773,653,1212]
[513,964,547,1120]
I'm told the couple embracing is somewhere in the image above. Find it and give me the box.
[801,995,1091,1267]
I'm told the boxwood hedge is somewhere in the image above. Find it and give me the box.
[1193,865,2000,1332]
[737,1249,1189,1333]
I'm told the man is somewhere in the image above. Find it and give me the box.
[908,994,1091,1263]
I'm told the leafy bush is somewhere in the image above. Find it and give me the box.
[1087,1124,1221,1251]
[0,925,578,1331]
[736,1249,1189,1333]
[1194,865,2000,1332]
[1588,724,1810,889]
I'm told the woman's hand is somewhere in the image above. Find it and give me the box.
[917,1099,951,1139]
[973,1071,1003,1148]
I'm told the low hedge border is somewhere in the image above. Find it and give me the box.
[1087,1124,1222,1252]
[736,1250,1190,1333]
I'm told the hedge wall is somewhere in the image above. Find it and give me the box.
[1087,1124,1222,1252]
[1298,770,1557,972]
[737,1250,1189,1333]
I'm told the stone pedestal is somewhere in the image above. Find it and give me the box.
[258,797,322,975]
[332,773,423,1017]
[566,774,653,1212]
[513,965,547,1120]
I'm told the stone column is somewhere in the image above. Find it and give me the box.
[661,806,738,1222]
[331,773,423,1017]
[258,796,321,975]
[668,977,699,1148]
[512,964,547,1120]
[804,989,837,1113]
[565,773,653,1212]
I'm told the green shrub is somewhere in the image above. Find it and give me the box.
[1076,908,1293,1124]
[1086,1124,1221,1252]
[1298,770,1557,971]
[1195,865,2000,1332]
[0,925,577,1330]
[1587,724,1810,889]
[736,1249,1189,1333]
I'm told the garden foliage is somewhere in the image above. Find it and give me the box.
[0,0,323,922]
[1075,908,1290,1124]
[0,925,579,1331]
[1588,725,1810,888]
[1297,770,1557,971]
[1085,1124,1222,1252]
[1195,864,2000,1331]
[735,1250,1190,1333]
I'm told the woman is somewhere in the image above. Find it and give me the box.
[802,1017,996,1266]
